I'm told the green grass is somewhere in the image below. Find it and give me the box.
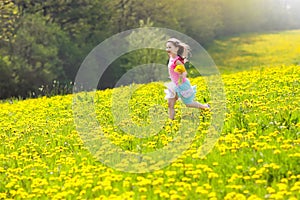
[207,30,300,74]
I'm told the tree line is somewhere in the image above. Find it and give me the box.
[1,0,299,99]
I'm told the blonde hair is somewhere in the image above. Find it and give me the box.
[167,38,192,59]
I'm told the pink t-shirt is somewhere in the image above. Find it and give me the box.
[168,56,186,85]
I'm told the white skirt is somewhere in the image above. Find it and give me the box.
[164,82,177,99]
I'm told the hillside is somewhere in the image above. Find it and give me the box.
[207,30,300,74]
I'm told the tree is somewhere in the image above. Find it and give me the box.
[0,0,110,98]
[0,0,19,44]
[219,0,267,35]
[2,13,72,98]
[107,0,179,33]
[286,0,300,28]
[171,0,223,45]
[98,19,170,89]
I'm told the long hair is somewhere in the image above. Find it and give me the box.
[167,38,192,59]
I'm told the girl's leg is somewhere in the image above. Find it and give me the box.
[168,97,177,120]
[186,101,210,109]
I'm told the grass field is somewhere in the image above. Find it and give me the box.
[207,30,300,74]
[0,30,300,200]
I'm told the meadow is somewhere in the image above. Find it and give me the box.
[208,30,300,74]
[1,30,300,200]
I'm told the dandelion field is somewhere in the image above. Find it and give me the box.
[1,63,299,200]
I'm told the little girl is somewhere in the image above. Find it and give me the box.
[164,38,210,120]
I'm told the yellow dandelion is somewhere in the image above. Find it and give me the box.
[160,192,170,198]
[267,187,276,194]
[276,183,288,191]
[236,165,243,170]
[195,187,208,194]
[174,65,186,73]
[138,187,147,193]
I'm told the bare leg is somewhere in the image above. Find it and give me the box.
[185,101,210,110]
[168,97,177,120]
